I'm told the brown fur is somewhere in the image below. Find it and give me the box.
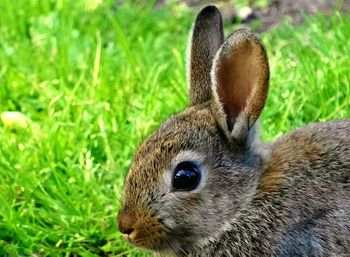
[259,130,324,197]
[118,205,166,249]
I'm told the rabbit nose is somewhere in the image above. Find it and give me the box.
[117,208,136,235]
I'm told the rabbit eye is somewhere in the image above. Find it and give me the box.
[172,162,201,191]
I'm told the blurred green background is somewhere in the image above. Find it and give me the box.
[0,0,349,256]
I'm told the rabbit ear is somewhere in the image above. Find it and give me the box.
[211,29,269,146]
[187,5,224,106]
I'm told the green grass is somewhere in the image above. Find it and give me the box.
[0,0,349,256]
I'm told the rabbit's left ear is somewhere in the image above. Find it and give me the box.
[188,5,224,106]
[211,29,269,146]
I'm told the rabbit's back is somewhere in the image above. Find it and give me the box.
[259,120,350,256]
[262,120,349,202]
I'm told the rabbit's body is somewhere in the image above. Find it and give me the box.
[186,120,350,257]
[117,5,350,257]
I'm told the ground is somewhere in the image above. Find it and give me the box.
[246,0,350,32]
[0,0,349,256]
[170,0,350,32]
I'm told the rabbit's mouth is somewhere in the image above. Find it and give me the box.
[117,207,168,250]
[121,227,166,250]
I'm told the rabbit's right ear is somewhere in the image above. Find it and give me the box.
[187,5,224,106]
[211,29,269,147]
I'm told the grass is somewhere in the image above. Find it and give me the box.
[0,0,349,256]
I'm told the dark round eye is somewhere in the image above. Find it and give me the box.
[172,162,201,191]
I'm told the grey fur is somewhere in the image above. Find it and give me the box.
[117,5,350,257]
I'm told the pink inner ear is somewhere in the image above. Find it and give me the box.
[216,40,267,125]
[217,42,254,118]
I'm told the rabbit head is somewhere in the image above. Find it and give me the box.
[118,5,269,254]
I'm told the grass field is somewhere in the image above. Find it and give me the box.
[0,0,349,256]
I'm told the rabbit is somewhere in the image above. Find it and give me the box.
[117,5,350,257]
